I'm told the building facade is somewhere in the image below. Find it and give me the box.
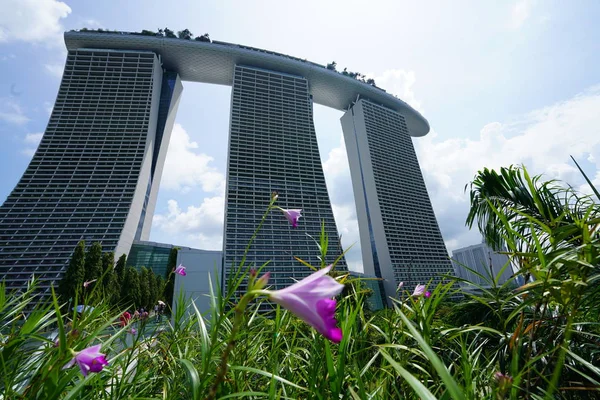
[0,31,444,305]
[223,65,346,295]
[0,48,182,294]
[452,242,514,290]
[128,240,175,277]
[341,99,453,304]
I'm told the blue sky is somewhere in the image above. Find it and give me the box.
[1,0,600,272]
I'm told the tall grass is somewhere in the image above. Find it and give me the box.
[1,165,600,399]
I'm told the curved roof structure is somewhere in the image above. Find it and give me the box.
[65,31,429,137]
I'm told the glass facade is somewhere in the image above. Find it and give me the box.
[342,99,453,302]
[0,49,165,294]
[223,65,347,298]
[127,241,173,277]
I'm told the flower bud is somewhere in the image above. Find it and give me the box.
[254,272,270,290]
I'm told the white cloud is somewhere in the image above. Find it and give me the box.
[24,132,43,145]
[81,19,104,29]
[510,0,535,29]
[152,197,224,250]
[0,54,16,61]
[0,0,71,46]
[44,101,54,116]
[161,123,225,194]
[44,63,64,78]
[21,132,43,157]
[0,98,29,125]
[371,69,422,113]
[416,85,600,253]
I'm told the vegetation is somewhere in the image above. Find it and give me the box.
[57,242,165,311]
[2,163,600,399]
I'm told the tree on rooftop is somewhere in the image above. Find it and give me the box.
[163,28,176,38]
[177,29,193,40]
[123,267,141,309]
[139,267,151,309]
[58,240,86,302]
[101,251,118,304]
[84,242,103,282]
[195,33,211,42]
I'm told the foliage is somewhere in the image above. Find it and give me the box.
[122,267,141,309]
[163,27,176,38]
[194,33,211,42]
[58,240,85,302]
[83,242,103,282]
[177,29,193,40]
[101,251,119,305]
[4,164,600,399]
[148,270,160,309]
[115,254,127,285]
[139,267,150,309]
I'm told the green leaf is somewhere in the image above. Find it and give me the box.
[379,350,437,400]
[395,309,466,400]
[178,359,200,400]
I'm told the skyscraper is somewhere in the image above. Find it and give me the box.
[0,48,182,294]
[452,242,514,290]
[0,30,440,304]
[341,98,452,304]
[223,65,346,295]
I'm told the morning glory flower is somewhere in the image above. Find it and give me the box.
[266,265,344,343]
[280,208,302,228]
[412,284,426,297]
[63,344,108,376]
[174,264,186,276]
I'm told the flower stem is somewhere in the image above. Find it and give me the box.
[205,292,256,400]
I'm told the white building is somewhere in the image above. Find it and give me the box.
[173,248,222,316]
[452,243,514,289]
[341,99,452,305]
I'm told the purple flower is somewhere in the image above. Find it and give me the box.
[412,284,427,297]
[397,282,404,291]
[424,291,431,298]
[63,344,108,376]
[174,264,186,276]
[281,208,302,228]
[268,265,344,343]
[128,328,137,335]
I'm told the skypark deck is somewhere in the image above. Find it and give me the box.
[64,31,429,136]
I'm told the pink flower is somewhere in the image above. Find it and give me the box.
[397,282,404,291]
[128,328,137,335]
[281,208,302,228]
[412,284,426,297]
[268,265,344,343]
[83,279,97,288]
[424,291,431,298]
[63,344,108,376]
[174,264,186,276]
